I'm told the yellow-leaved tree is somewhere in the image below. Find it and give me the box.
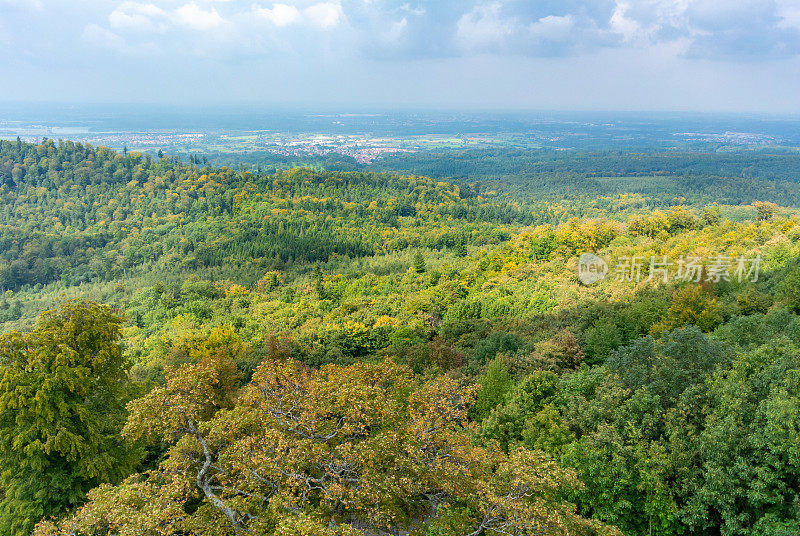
[36,354,618,536]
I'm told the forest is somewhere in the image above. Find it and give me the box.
[1,139,800,536]
[216,146,800,207]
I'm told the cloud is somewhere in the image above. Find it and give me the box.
[454,4,595,56]
[6,0,800,77]
[253,3,301,27]
[382,16,408,44]
[1,0,799,112]
[82,23,125,49]
[250,2,344,31]
[604,0,800,58]
[174,2,225,30]
[609,2,643,43]
[455,3,516,52]
[109,2,167,32]
[528,15,574,42]
[304,2,344,30]
[44,1,800,62]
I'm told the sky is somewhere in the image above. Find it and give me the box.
[1,0,800,112]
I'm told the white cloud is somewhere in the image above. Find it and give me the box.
[253,3,300,27]
[455,3,516,51]
[174,2,225,30]
[32,0,800,68]
[609,0,708,48]
[609,2,642,43]
[528,15,574,42]
[383,17,407,43]
[3,0,800,111]
[82,23,125,49]
[304,2,343,30]
[400,3,425,17]
[109,2,167,32]
[777,0,800,30]
[604,0,800,58]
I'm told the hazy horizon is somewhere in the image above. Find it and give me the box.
[4,101,800,116]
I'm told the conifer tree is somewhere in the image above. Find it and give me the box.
[414,250,426,273]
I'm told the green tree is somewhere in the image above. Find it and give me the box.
[480,371,561,452]
[472,356,513,421]
[414,250,427,273]
[0,301,138,535]
[584,316,623,364]
[684,339,800,535]
[701,205,722,226]
[777,266,800,313]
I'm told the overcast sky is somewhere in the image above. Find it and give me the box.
[2,0,800,112]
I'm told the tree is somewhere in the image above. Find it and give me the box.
[685,339,800,535]
[651,285,722,335]
[584,316,623,364]
[0,301,138,536]
[472,356,513,421]
[752,201,779,221]
[735,286,773,315]
[608,326,726,405]
[701,205,722,226]
[523,329,585,372]
[777,266,800,313]
[413,250,426,273]
[480,371,561,452]
[36,356,617,536]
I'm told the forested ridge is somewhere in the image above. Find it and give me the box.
[224,146,800,207]
[0,139,545,294]
[1,140,800,536]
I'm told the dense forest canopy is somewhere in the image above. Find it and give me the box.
[215,146,800,207]
[0,139,545,296]
[1,140,800,535]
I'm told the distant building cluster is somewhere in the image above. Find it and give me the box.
[270,141,413,163]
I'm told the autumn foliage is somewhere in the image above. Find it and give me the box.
[35,353,615,536]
